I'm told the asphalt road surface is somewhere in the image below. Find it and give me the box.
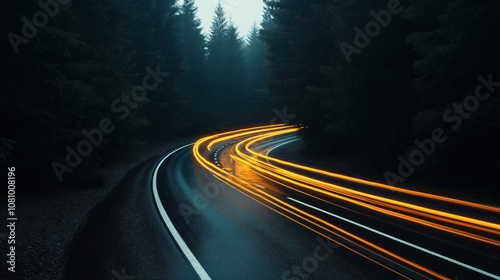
[65,124,500,280]
[152,124,500,280]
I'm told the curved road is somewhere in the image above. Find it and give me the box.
[152,124,500,280]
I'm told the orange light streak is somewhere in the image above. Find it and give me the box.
[191,124,453,280]
[237,131,500,236]
[231,154,500,247]
[245,131,500,214]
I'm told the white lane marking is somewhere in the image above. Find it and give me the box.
[265,137,299,163]
[153,144,212,280]
[253,183,266,189]
[287,197,500,280]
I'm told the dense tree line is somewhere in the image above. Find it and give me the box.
[0,0,268,188]
[261,0,500,190]
[3,0,496,192]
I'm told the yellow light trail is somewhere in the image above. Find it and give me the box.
[237,150,500,239]
[231,154,500,246]
[191,124,457,280]
[237,129,500,237]
[244,130,500,214]
[205,124,288,151]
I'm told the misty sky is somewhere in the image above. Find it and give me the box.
[181,0,265,39]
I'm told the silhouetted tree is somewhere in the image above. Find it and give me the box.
[246,23,266,91]
[243,23,269,124]
[1,1,106,186]
[404,0,500,187]
[262,0,415,160]
[178,0,208,133]
[206,3,247,128]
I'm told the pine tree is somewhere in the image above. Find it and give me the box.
[125,0,185,139]
[246,23,266,90]
[73,0,147,145]
[244,23,269,124]
[207,2,229,91]
[179,0,208,133]
[224,22,246,93]
[261,0,416,159]
[260,6,275,31]
[206,4,247,128]
[261,0,338,144]
[405,0,500,187]
[1,1,106,186]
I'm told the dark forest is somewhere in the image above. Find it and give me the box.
[2,1,500,280]
[2,0,500,197]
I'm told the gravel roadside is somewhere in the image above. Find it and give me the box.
[0,141,189,280]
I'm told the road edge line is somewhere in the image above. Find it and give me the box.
[287,197,500,280]
[152,143,212,280]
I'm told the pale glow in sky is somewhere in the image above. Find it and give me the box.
[179,0,265,38]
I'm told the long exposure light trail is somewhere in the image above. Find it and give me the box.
[192,124,500,280]
[230,152,500,247]
[238,129,500,236]
[244,131,500,213]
